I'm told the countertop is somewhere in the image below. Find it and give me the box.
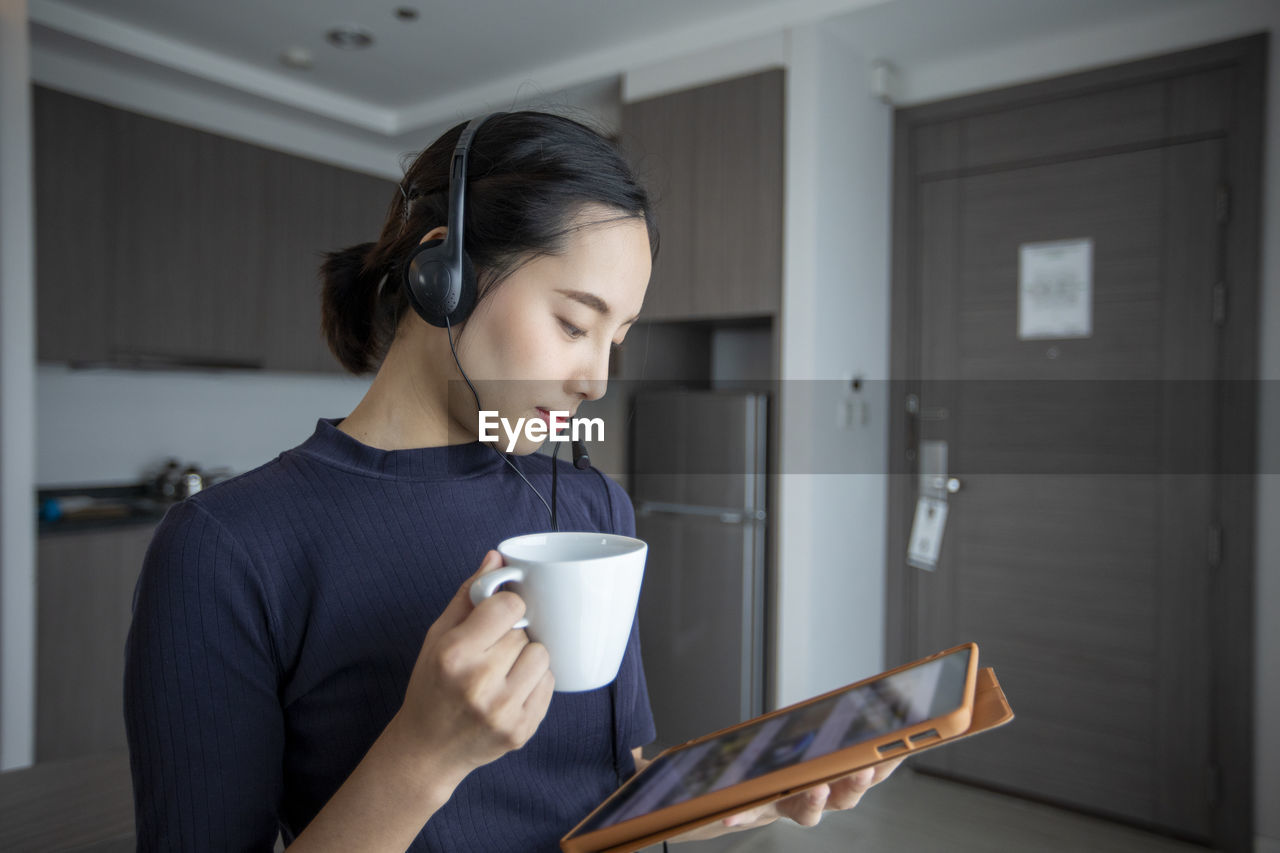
[36,484,171,536]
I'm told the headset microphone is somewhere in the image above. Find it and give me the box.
[571,438,591,470]
[566,415,591,469]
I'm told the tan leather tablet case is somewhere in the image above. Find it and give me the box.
[562,667,1014,853]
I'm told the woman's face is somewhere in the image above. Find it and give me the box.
[446,208,651,454]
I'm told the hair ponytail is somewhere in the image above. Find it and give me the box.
[320,241,385,375]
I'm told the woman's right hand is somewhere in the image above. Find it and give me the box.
[393,549,556,776]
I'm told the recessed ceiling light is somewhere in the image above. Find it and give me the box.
[326,25,374,50]
[395,7,419,21]
[279,46,313,70]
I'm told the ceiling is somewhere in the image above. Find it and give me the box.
[30,0,1219,137]
[42,0,796,109]
[26,0,1220,174]
[29,0,894,138]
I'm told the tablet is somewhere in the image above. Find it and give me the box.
[561,643,999,853]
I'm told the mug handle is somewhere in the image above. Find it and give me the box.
[468,567,529,629]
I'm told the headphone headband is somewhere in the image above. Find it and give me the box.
[403,111,507,328]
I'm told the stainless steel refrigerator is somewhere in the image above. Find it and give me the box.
[630,389,768,749]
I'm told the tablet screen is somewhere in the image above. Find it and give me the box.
[574,647,971,834]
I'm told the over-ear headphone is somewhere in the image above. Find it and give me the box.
[403,112,506,328]
[403,111,595,522]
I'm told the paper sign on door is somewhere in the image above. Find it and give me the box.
[1018,238,1093,340]
[907,496,949,571]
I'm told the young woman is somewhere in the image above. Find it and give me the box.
[124,111,898,852]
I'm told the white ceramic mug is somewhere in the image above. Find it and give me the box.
[469,531,648,692]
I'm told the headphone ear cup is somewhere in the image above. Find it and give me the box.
[403,239,476,327]
[453,251,477,325]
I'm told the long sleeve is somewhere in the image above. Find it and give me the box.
[124,499,284,852]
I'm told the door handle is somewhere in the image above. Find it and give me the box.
[928,477,963,494]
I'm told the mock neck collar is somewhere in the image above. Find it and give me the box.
[294,417,508,481]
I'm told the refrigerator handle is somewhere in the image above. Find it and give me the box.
[636,500,767,523]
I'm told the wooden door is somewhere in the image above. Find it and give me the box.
[889,38,1264,849]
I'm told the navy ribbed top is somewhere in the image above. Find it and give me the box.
[123,418,654,852]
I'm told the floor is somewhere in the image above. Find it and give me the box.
[4,756,1212,852]
[660,769,1212,853]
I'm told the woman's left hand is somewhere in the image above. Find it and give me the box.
[730,757,902,828]
[667,756,905,843]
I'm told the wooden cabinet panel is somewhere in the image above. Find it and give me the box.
[692,70,783,317]
[110,110,267,366]
[620,69,783,321]
[37,525,157,762]
[622,87,698,320]
[260,151,393,373]
[34,86,394,373]
[34,89,113,363]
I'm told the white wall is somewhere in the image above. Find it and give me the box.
[775,24,893,707]
[35,366,369,486]
[0,0,36,771]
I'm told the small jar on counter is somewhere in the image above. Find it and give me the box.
[180,466,203,498]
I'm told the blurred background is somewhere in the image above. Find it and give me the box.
[0,0,1277,850]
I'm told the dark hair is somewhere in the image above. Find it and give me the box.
[320,111,659,375]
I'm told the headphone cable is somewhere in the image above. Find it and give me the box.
[444,315,559,531]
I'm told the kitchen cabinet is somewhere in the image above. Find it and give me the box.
[622,86,699,319]
[110,108,268,366]
[36,523,156,762]
[259,150,392,372]
[620,69,783,321]
[34,91,113,364]
[33,86,394,373]
[691,70,783,317]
